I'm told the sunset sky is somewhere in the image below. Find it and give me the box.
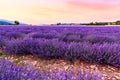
[0,0,120,24]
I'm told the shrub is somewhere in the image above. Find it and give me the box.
[79,43,120,67]
[27,32,58,39]
[30,39,67,59]
[0,36,8,49]
[64,42,83,62]
[5,38,37,54]
[59,34,83,42]
[98,43,120,67]
[85,35,115,44]
[5,32,25,39]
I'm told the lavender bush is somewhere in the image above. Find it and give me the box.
[30,39,67,59]
[5,32,25,40]
[85,35,115,44]
[0,36,8,49]
[27,32,58,39]
[59,34,82,42]
[4,38,37,54]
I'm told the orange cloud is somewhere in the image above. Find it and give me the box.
[67,1,120,10]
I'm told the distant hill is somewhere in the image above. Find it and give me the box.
[0,19,28,25]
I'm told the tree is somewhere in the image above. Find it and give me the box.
[116,21,120,25]
[14,20,20,25]
[89,22,94,25]
[56,23,61,25]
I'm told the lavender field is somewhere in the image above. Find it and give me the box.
[0,25,120,79]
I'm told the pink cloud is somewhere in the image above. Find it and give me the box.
[67,1,120,10]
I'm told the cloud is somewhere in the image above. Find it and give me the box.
[66,0,120,10]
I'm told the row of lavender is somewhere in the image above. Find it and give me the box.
[4,38,120,67]
[0,59,102,80]
[0,26,120,67]
[0,26,120,43]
